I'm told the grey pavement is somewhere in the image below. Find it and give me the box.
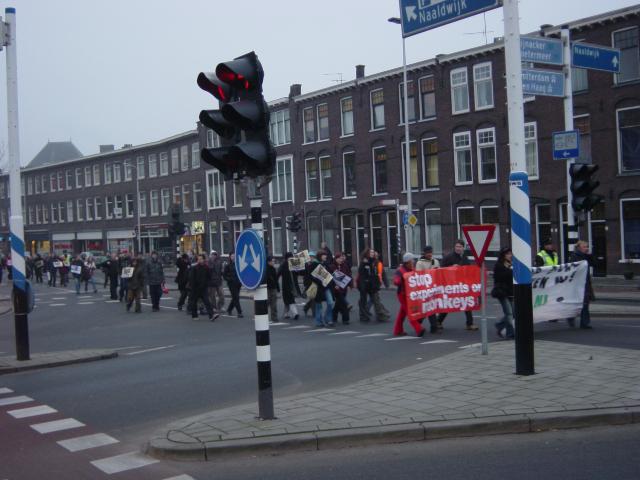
[147,340,640,460]
[0,349,118,375]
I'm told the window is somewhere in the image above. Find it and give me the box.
[621,198,640,259]
[269,109,291,146]
[535,204,551,252]
[271,218,283,256]
[51,204,58,223]
[454,131,473,184]
[575,115,591,165]
[399,80,416,124]
[173,185,181,206]
[76,199,84,221]
[85,198,93,221]
[42,204,49,223]
[160,152,169,176]
[75,168,83,188]
[150,190,159,216]
[370,89,385,129]
[149,154,158,177]
[65,170,72,190]
[66,201,73,223]
[104,163,112,184]
[303,107,315,143]
[82,166,90,187]
[41,175,47,193]
[35,205,41,224]
[171,148,179,173]
[94,197,102,220]
[26,177,32,196]
[401,141,419,191]
[617,106,640,173]
[113,163,121,183]
[319,155,332,199]
[457,206,474,239]
[232,183,243,207]
[322,215,336,252]
[305,157,318,200]
[125,193,134,218]
[272,156,293,202]
[193,182,202,211]
[450,67,469,114]
[182,184,191,212]
[571,40,589,92]
[206,130,220,148]
[419,75,436,120]
[343,150,356,197]
[105,196,113,219]
[207,169,225,209]
[136,156,145,178]
[34,176,40,194]
[138,192,147,217]
[221,221,232,255]
[307,215,321,251]
[0,183,4,199]
[191,143,200,169]
[161,188,170,215]
[422,138,439,188]
[124,160,132,181]
[424,208,443,257]
[373,146,388,194]
[180,145,189,171]
[340,98,354,136]
[477,128,497,183]
[317,104,329,141]
[473,62,494,110]
[114,195,123,218]
[93,165,100,185]
[50,173,57,192]
[614,27,639,84]
[480,206,500,258]
[525,122,539,178]
[27,206,33,225]
[57,172,64,191]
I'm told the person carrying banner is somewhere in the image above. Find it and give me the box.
[568,240,595,329]
[278,252,299,320]
[83,256,99,293]
[310,251,335,328]
[535,238,559,267]
[126,257,145,313]
[393,253,426,337]
[436,240,478,331]
[330,252,353,325]
[492,247,515,339]
[415,245,440,334]
[71,255,85,294]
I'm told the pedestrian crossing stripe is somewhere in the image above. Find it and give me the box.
[385,336,420,341]
[328,331,360,335]
[421,339,458,344]
[355,333,389,338]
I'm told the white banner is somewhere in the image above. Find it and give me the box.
[531,261,588,323]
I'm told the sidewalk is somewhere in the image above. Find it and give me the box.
[147,340,640,461]
[0,349,118,375]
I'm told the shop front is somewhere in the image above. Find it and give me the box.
[52,233,75,256]
[77,231,104,255]
[181,221,205,255]
[106,230,135,255]
[140,223,170,255]
[25,230,50,256]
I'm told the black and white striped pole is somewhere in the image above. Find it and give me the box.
[251,198,274,419]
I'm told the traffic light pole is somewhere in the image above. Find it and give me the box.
[3,8,29,361]
[251,197,274,420]
[562,26,578,256]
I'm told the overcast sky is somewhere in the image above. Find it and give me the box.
[0,0,637,166]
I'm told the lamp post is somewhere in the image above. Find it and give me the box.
[129,162,142,255]
[388,16,412,254]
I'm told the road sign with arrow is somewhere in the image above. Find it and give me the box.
[235,229,266,290]
[552,130,580,160]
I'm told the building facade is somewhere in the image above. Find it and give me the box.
[1,6,639,276]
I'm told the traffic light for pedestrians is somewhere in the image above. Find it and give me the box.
[569,164,603,212]
[197,52,275,180]
[168,208,185,238]
[286,212,303,232]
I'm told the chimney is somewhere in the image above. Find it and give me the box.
[356,64,365,79]
[99,144,115,153]
[289,84,302,98]
[122,144,133,149]
[540,24,553,36]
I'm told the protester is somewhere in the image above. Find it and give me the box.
[100,253,120,300]
[223,253,243,317]
[34,254,44,284]
[126,257,145,313]
[568,240,595,329]
[492,247,515,339]
[392,252,426,337]
[266,256,279,323]
[308,251,335,327]
[118,253,132,302]
[415,245,440,334]
[207,250,225,314]
[176,253,190,311]
[436,240,478,331]
[188,254,216,321]
[357,248,389,323]
[46,254,56,287]
[319,241,334,264]
[302,251,316,317]
[277,252,299,320]
[71,255,85,294]
[535,238,559,267]
[60,251,71,287]
[83,256,99,293]
[145,251,165,312]
[330,252,353,325]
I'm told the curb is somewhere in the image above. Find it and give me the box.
[0,351,118,375]
[146,405,640,461]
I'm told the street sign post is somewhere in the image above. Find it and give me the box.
[522,68,565,97]
[462,224,496,357]
[399,0,502,37]
[520,36,563,65]
[572,42,620,73]
[553,130,580,160]
[235,229,266,291]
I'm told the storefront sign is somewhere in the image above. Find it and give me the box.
[191,221,205,235]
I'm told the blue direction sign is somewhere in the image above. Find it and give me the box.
[522,68,565,97]
[520,36,563,66]
[400,0,502,38]
[235,229,266,290]
[572,42,620,73]
[553,130,580,160]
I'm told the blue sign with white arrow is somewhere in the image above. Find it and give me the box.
[553,130,580,160]
[235,229,266,290]
[522,68,565,97]
[399,0,502,38]
[572,42,620,73]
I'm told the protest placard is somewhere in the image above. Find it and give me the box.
[333,270,352,289]
[70,265,82,275]
[311,264,333,287]
[121,267,134,279]
[53,261,63,268]
[288,256,306,272]
[531,261,587,322]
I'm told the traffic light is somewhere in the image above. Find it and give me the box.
[168,208,185,238]
[286,212,303,232]
[569,164,603,212]
[197,52,275,180]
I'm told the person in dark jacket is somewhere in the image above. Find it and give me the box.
[436,240,478,331]
[493,247,515,339]
[100,253,120,300]
[278,252,299,320]
[34,254,44,284]
[330,252,353,325]
[266,256,279,323]
[308,251,334,327]
[145,251,165,311]
[126,257,145,313]
[176,253,190,311]
[357,248,389,323]
[47,255,58,287]
[118,254,132,302]
[71,255,85,294]
[188,254,216,321]
[207,250,225,313]
[568,240,595,329]
[223,253,243,317]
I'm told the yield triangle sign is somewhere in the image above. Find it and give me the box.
[461,224,496,266]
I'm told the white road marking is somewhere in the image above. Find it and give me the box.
[328,331,360,335]
[78,296,93,299]
[160,297,174,300]
[78,302,95,305]
[91,451,159,474]
[0,387,14,395]
[283,325,309,330]
[608,324,640,328]
[126,345,177,356]
[57,433,119,452]
[420,339,459,344]
[0,395,33,406]
[355,333,389,338]
[268,322,290,326]
[140,302,178,310]
[105,300,120,303]
[459,343,482,349]
[162,475,196,480]
[51,297,66,300]
[50,303,67,307]
[31,418,85,434]
[8,405,57,418]
[305,328,334,333]
[385,336,420,341]
[112,345,143,351]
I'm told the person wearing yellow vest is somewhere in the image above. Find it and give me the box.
[535,238,559,267]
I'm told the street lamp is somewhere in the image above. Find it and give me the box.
[388,16,413,254]
[128,162,142,256]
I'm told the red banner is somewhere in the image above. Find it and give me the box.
[403,265,481,321]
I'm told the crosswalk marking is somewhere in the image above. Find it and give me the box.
[0,395,33,406]
[459,343,482,349]
[0,387,14,395]
[421,339,458,344]
[78,296,94,299]
[305,328,334,333]
[31,418,85,434]
[126,345,177,356]
[162,475,196,480]
[51,297,66,300]
[91,451,159,474]
[8,405,57,418]
[57,433,119,452]
[78,302,95,305]
[50,303,67,307]
[385,336,420,341]
[355,333,389,338]
[283,325,309,330]
[328,331,360,335]
[268,322,290,326]
[105,300,120,303]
